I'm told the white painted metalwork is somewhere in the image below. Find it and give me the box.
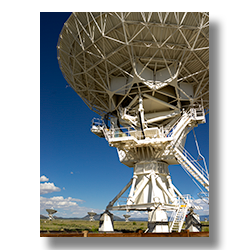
[185,210,202,232]
[58,12,209,117]
[57,12,209,233]
[99,212,114,232]
[169,205,188,232]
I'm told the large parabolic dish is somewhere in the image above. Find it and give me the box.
[57,12,209,233]
[57,12,209,123]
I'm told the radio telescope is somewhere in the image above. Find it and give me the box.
[57,12,209,233]
[88,211,97,221]
[123,214,131,222]
[46,209,57,221]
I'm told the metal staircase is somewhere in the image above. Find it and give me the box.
[169,205,188,232]
[167,107,205,140]
[90,107,209,232]
[174,145,209,191]
[170,112,191,140]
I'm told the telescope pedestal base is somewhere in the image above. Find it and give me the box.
[185,211,201,232]
[147,208,169,233]
[99,211,114,232]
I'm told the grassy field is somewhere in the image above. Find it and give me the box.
[40,219,209,232]
[40,219,148,232]
[200,221,209,232]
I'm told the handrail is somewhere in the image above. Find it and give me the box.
[111,127,142,140]
[91,117,106,128]
[165,107,204,138]
[177,144,209,181]
[91,106,205,142]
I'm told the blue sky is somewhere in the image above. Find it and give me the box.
[40,12,209,218]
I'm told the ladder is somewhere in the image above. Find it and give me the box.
[169,205,188,232]
[174,146,209,191]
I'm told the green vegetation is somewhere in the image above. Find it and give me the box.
[200,221,209,232]
[40,219,209,233]
[40,219,148,232]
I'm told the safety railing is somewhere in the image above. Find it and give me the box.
[111,127,143,140]
[185,195,204,210]
[169,195,190,223]
[91,117,104,126]
[178,194,191,206]
[169,195,203,218]
[116,196,129,206]
[91,106,205,142]
[177,143,209,181]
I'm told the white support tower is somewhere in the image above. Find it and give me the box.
[92,105,208,232]
[57,12,209,233]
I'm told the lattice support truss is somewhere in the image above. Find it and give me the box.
[57,12,209,119]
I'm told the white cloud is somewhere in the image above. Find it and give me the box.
[40,196,79,209]
[40,196,103,217]
[40,175,49,182]
[39,176,104,217]
[192,198,209,216]
[128,210,148,218]
[70,172,73,174]
[40,182,61,194]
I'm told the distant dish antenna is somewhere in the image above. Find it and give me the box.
[57,12,209,233]
[123,214,131,222]
[46,209,57,221]
[87,211,97,221]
